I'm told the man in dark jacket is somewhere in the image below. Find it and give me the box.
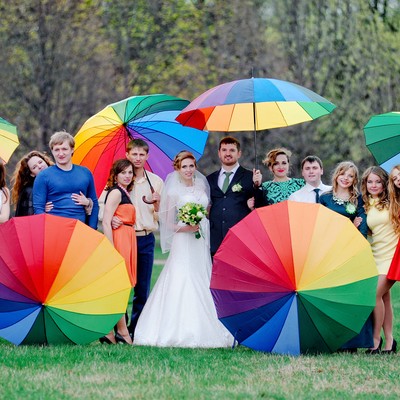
[207,136,254,256]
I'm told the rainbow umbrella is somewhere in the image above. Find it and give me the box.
[176,77,336,165]
[73,94,208,197]
[0,214,131,345]
[364,111,400,173]
[210,201,378,355]
[0,117,20,163]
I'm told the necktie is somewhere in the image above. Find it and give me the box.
[222,172,232,193]
[314,188,321,203]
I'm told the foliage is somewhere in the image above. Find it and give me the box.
[0,0,116,154]
[0,0,399,179]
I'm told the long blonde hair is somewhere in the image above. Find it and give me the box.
[361,166,389,213]
[331,161,359,205]
[389,165,400,235]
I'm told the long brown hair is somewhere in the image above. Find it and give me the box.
[11,151,53,206]
[389,165,400,235]
[331,161,359,205]
[0,163,9,201]
[105,159,134,191]
[361,166,389,213]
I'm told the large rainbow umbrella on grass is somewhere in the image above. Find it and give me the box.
[210,201,378,355]
[0,214,131,345]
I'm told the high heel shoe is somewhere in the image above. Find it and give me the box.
[381,339,397,354]
[99,336,114,345]
[365,337,383,355]
[115,332,132,345]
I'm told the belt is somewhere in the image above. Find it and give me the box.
[135,229,152,237]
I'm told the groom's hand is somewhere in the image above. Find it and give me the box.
[111,216,122,229]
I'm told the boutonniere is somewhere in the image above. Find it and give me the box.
[345,203,356,214]
[232,183,243,193]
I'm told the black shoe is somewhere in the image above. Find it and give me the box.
[365,337,383,354]
[382,339,397,354]
[99,336,114,345]
[115,332,132,345]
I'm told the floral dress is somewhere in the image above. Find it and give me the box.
[256,178,305,206]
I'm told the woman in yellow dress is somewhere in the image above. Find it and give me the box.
[361,166,397,354]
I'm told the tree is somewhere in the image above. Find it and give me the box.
[260,0,400,177]
[0,0,115,154]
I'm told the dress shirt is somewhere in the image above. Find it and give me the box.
[288,182,332,203]
[98,170,163,232]
[131,171,163,232]
[218,164,240,191]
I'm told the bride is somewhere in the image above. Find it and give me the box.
[134,151,233,347]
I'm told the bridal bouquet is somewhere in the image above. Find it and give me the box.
[177,202,207,239]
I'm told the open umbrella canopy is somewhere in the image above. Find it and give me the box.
[210,201,378,355]
[73,94,208,197]
[176,77,336,132]
[0,214,131,345]
[0,117,19,163]
[364,111,400,173]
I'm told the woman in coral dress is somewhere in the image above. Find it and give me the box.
[102,159,137,345]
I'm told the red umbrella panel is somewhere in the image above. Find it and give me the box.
[210,201,378,355]
[0,214,131,345]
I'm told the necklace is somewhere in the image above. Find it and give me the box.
[333,192,357,214]
[117,183,131,200]
[332,192,350,205]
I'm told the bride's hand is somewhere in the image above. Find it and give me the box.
[179,224,200,233]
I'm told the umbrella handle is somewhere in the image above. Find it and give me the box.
[142,185,156,204]
[142,195,157,205]
[142,169,157,204]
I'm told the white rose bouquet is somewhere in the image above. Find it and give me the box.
[177,202,208,239]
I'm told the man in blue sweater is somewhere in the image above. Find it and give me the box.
[33,131,98,229]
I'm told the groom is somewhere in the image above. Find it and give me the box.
[207,136,254,256]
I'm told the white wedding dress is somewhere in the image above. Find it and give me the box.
[134,175,233,348]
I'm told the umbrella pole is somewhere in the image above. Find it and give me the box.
[253,102,258,169]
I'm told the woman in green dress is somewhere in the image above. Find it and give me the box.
[320,161,372,351]
[319,161,368,237]
[253,147,304,207]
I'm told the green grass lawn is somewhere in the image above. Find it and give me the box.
[1,239,400,399]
